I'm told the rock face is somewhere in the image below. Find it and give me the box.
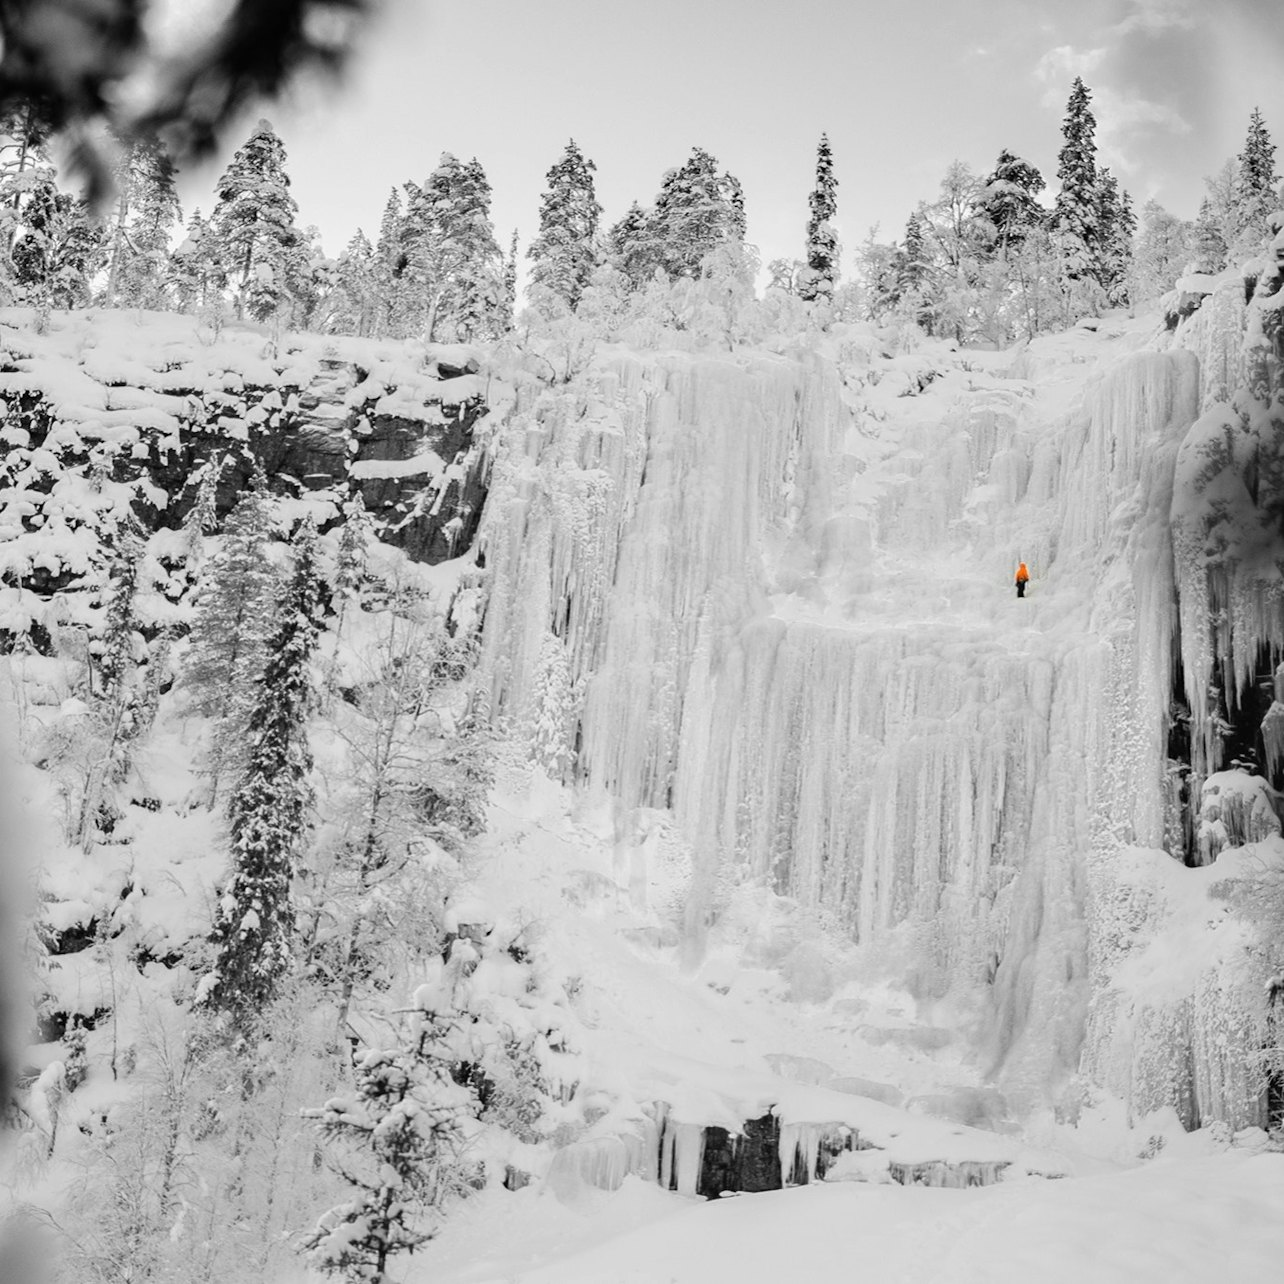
[0,312,492,638]
[697,1114,784,1198]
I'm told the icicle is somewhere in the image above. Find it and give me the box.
[664,1121,705,1197]
[777,1121,824,1186]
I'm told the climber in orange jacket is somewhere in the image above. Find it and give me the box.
[1015,561,1029,598]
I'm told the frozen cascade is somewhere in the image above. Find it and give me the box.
[478,314,1278,1124]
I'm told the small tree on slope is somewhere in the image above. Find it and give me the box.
[201,519,322,1029]
[303,1027,471,1283]
[800,133,838,303]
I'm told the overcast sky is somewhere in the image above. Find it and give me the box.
[181,0,1284,281]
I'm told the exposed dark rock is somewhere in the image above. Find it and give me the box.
[696,1113,782,1198]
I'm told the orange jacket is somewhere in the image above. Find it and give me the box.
[1015,563,1029,583]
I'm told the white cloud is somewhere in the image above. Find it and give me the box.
[1111,0,1200,38]
[1035,44,1108,104]
[1033,42,1191,175]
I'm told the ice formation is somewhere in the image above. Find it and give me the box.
[478,279,1284,1129]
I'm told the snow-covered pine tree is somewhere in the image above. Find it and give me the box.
[1232,107,1279,254]
[10,178,102,309]
[799,134,838,303]
[104,134,182,309]
[182,451,226,560]
[1052,77,1103,316]
[182,478,278,800]
[169,208,222,314]
[1192,197,1228,275]
[978,149,1045,257]
[399,154,507,341]
[649,147,745,279]
[373,186,404,336]
[202,518,322,1027]
[606,200,654,289]
[890,211,933,327]
[503,228,518,322]
[303,1033,471,1283]
[209,119,301,322]
[1093,168,1135,306]
[528,139,602,310]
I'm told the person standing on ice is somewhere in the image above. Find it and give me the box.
[1015,561,1030,598]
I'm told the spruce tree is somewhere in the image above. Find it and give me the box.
[1193,197,1228,275]
[1093,168,1135,305]
[203,519,322,1027]
[182,479,278,799]
[169,208,220,313]
[398,154,505,340]
[528,140,602,310]
[335,228,375,336]
[649,147,745,279]
[892,212,932,325]
[209,119,301,321]
[104,134,181,308]
[1052,78,1099,278]
[979,149,1045,256]
[606,200,654,288]
[373,187,404,336]
[1233,107,1279,251]
[303,1035,469,1282]
[800,134,838,303]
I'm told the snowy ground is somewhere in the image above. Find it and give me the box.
[419,1151,1284,1284]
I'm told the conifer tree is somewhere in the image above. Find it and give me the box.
[978,149,1045,256]
[169,208,220,313]
[209,119,301,321]
[606,201,654,288]
[1094,168,1135,305]
[800,134,838,303]
[891,211,932,324]
[1193,197,1228,275]
[104,135,181,308]
[203,519,322,1026]
[528,140,601,310]
[398,154,506,340]
[649,147,745,279]
[1052,78,1099,278]
[503,229,518,319]
[182,478,278,799]
[1233,107,1279,252]
[9,179,101,308]
[334,229,375,335]
[303,1031,469,1282]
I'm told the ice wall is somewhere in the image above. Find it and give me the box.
[478,304,1278,1123]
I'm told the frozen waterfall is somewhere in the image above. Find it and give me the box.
[477,295,1282,1126]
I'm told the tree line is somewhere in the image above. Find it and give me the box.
[0,83,1279,346]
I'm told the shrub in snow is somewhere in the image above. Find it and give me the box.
[417,912,582,1154]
